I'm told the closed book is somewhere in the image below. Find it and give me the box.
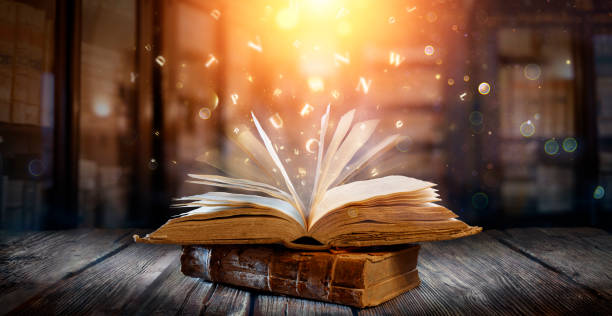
[181,244,420,308]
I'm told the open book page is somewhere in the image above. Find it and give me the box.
[251,112,306,215]
[309,175,436,227]
[176,192,304,228]
[232,126,286,187]
[309,104,330,211]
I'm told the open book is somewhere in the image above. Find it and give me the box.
[135,106,481,249]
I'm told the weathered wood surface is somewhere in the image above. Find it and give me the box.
[0,227,610,315]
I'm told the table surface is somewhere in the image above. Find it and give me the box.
[0,227,610,315]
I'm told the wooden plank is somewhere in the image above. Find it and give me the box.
[359,232,612,315]
[0,229,135,312]
[254,295,353,316]
[8,242,178,315]
[201,284,251,316]
[129,255,214,315]
[489,227,612,298]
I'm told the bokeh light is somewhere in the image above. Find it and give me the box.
[469,111,483,125]
[472,192,489,209]
[594,186,605,199]
[544,139,560,155]
[520,120,536,137]
[562,137,578,152]
[478,82,491,95]
[424,45,435,56]
[198,107,212,120]
[523,64,542,80]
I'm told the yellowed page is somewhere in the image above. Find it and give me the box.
[186,174,294,204]
[309,104,330,212]
[310,175,435,227]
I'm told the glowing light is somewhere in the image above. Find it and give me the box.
[464,75,470,82]
[469,111,483,125]
[155,55,166,66]
[247,74,254,82]
[370,168,379,177]
[130,72,137,83]
[308,77,325,92]
[247,36,262,52]
[334,52,350,65]
[300,103,314,117]
[145,44,152,51]
[198,107,211,120]
[447,78,455,86]
[331,90,340,99]
[389,51,404,67]
[357,77,372,94]
[336,7,349,19]
[298,167,307,177]
[459,92,467,101]
[406,6,417,13]
[520,120,536,137]
[93,98,111,117]
[594,186,605,199]
[305,138,319,154]
[231,93,239,104]
[424,45,435,56]
[478,82,491,95]
[148,158,158,170]
[269,113,283,129]
[273,88,282,97]
[388,16,396,24]
[276,7,298,30]
[472,192,489,209]
[523,64,541,80]
[210,9,221,20]
[205,54,218,68]
[435,74,441,80]
[544,139,560,155]
[562,137,578,152]
[233,127,240,134]
[566,59,571,65]
[294,148,300,155]
[337,21,352,36]
[395,120,403,128]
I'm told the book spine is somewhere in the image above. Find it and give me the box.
[181,246,384,307]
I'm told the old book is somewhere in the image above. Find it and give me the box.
[181,244,421,308]
[135,107,481,249]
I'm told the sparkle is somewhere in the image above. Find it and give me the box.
[459,92,467,100]
[273,88,282,97]
[231,93,239,105]
[389,51,404,67]
[210,9,221,20]
[247,36,262,52]
[293,40,302,48]
[269,113,283,129]
[544,139,560,155]
[478,82,491,95]
[331,90,340,99]
[233,127,240,134]
[357,77,372,94]
[305,138,319,154]
[395,120,403,128]
[205,54,218,68]
[464,75,470,82]
[198,107,211,120]
[308,77,325,92]
[298,167,307,177]
[247,74,254,82]
[334,52,350,65]
[448,78,455,86]
[130,72,137,83]
[300,103,314,117]
[388,16,396,24]
[155,55,166,66]
[566,59,571,65]
[435,74,441,80]
[370,168,379,177]
[424,45,435,56]
[336,7,349,19]
[406,6,417,13]
[562,137,578,152]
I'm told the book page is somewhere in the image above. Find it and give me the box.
[310,175,435,227]
[309,104,330,211]
[315,119,380,206]
[251,112,306,215]
[187,174,294,203]
[177,192,305,228]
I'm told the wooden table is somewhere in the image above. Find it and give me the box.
[1,228,610,315]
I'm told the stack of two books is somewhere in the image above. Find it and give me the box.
[135,108,480,307]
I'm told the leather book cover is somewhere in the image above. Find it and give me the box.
[181,244,420,308]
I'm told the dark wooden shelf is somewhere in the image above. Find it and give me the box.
[0,227,610,314]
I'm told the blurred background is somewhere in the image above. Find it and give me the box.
[1,0,611,230]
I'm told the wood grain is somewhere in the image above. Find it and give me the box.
[359,231,612,315]
[9,242,178,315]
[489,227,612,299]
[254,295,354,316]
[201,284,251,316]
[0,229,135,312]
